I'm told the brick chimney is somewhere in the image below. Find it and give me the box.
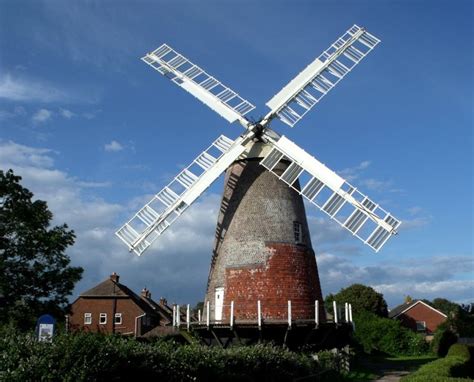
[141,288,151,299]
[159,297,168,306]
[110,272,119,283]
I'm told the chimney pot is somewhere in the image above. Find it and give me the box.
[141,288,151,299]
[110,272,119,283]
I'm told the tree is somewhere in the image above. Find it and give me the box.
[0,169,83,329]
[326,283,388,317]
[430,298,461,316]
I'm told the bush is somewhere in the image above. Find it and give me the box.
[431,322,458,357]
[0,326,345,381]
[401,344,472,382]
[353,311,429,356]
[447,344,471,360]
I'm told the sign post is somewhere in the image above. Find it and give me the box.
[36,314,56,342]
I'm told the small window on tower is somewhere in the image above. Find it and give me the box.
[293,222,302,243]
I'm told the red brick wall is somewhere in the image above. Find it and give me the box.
[69,297,145,335]
[224,242,325,321]
[398,303,446,334]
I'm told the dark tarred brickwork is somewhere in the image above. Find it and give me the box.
[205,156,325,321]
[225,242,325,320]
[397,302,447,335]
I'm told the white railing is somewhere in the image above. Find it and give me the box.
[172,300,354,330]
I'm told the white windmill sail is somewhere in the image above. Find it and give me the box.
[260,132,400,252]
[265,25,380,127]
[142,44,255,126]
[116,133,251,256]
[116,24,401,257]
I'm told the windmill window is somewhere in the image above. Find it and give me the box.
[293,222,303,243]
[84,313,92,325]
[99,313,107,325]
[114,313,122,325]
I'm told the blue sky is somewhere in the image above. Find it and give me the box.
[1,0,472,308]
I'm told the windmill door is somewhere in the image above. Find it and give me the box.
[215,287,224,321]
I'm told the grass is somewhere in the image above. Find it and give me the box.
[344,354,438,381]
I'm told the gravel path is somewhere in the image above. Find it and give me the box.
[373,370,410,382]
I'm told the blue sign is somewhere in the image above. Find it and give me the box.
[36,314,56,342]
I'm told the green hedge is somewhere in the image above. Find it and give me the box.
[353,311,429,356]
[0,328,343,382]
[400,344,472,382]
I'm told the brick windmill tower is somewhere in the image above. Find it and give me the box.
[116,25,401,322]
[204,149,324,321]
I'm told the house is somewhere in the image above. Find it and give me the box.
[68,272,172,336]
[389,299,447,335]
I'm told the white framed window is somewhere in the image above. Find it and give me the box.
[416,321,426,332]
[293,222,302,243]
[84,313,92,325]
[114,313,122,325]
[99,313,107,325]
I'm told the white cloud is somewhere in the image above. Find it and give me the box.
[0,105,27,121]
[0,73,99,104]
[339,160,371,181]
[104,140,124,152]
[316,250,474,307]
[82,110,100,119]
[0,74,70,103]
[407,206,423,216]
[359,178,394,192]
[398,215,432,230]
[0,141,55,168]
[32,108,53,123]
[59,108,75,119]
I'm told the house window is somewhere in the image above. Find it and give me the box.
[84,313,92,325]
[99,313,107,325]
[293,221,302,243]
[416,321,426,332]
[114,313,122,325]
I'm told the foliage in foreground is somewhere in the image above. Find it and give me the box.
[400,344,473,382]
[0,327,346,382]
[353,311,429,356]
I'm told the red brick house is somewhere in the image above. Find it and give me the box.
[389,300,447,335]
[68,273,172,336]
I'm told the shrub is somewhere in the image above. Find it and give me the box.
[431,322,458,357]
[447,344,471,360]
[0,326,346,381]
[401,344,472,382]
[353,311,429,356]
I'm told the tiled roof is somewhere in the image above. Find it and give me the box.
[80,278,156,315]
[141,297,173,324]
[389,299,447,319]
[388,300,418,318]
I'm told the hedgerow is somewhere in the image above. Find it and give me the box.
[400,343,473,382]
[0,326,341,381]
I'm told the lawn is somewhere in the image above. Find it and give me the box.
[344,354,438,381]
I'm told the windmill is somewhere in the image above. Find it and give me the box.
[116,25,401,323]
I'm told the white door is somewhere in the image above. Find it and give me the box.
[215,287,224,321]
